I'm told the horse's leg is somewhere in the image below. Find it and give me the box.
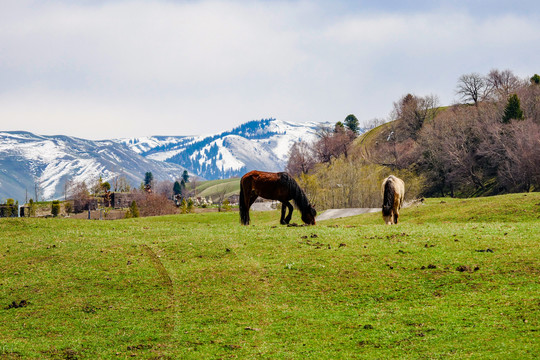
[280,202,287,225]
[284,201,294,224]
[243,194,258,225]
[394,209,399,224]
[249,194,258,209]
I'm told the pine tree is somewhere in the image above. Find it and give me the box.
[344,114,360,134]
[126,201,139,218]
[182,170,189,184]
[173,181,182,195]
[502,94,524,123]
[144,172,153,186]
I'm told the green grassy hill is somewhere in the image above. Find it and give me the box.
[1,193,539,358]
[191,178,240,200]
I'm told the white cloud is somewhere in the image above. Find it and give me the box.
[1,0,539,139]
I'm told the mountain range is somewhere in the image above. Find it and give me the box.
[0,119,329,202]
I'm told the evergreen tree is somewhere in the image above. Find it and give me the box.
[502,94,524,123]
[531,74,540,85]
[144,172,153,186]
[173,181,182,195]
[102,181,111,192]
[182,170,189,184]
[126,201,139,218]
[180,179,186,192]
[334,121,345,132]
[344,114,360,134]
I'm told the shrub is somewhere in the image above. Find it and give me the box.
[28,199,36,217]
[222,199,231,212]
[187,198,194,213]
[51,200,61,217]
[137,193,177,217]
[125,201,140,218]
[64,202,73,214]
[180,199,187,214]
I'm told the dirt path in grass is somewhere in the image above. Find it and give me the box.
[315,200,423,221]
[141,244,175,334]
[251,200,422,221]
[316,208,381,221]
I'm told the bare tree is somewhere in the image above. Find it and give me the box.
[312,125,356,163]
[456,73,492,105]
[517,80,540,124]
[66,180,92,212]
[418,105,489,196]
[479,119,540,192]
[285,140,316,177]
[154,180,174,199]
[216,186,228,212]
[112,174,132,192]
[34,179,43,202]
[486,69,523,101]
[500,120,540,191]
[392,93,439,140]
[364,117,386,130]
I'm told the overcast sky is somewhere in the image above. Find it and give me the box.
[1,0,539,140]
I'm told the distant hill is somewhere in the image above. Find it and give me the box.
[191,178,240,200]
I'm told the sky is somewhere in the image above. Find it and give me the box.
[1,0,539,140]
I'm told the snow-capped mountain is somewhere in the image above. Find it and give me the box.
[122,119,327,180]
[0,119,337,202]
[0,131,187,202]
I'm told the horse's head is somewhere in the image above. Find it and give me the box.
[302,206,317,225]
[382,205,393,225]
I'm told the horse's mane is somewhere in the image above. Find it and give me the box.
[278,172,312,214]
[382,177,395,216]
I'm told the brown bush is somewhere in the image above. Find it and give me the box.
[136,193,178,217]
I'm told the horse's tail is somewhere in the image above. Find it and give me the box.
[382,176,395,217]
[239,178,250,225]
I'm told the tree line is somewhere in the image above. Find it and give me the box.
[286,69,540,208]
[64,170,193,217]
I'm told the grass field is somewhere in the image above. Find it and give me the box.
[1,193,539,359]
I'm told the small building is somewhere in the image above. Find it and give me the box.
[110,192,138,209]
[228,194,240,205]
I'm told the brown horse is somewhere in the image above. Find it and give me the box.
[240,170,316,225]
[382,175,405,225]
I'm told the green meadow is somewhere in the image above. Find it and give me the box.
[1,193,539,359]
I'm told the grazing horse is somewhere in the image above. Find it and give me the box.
[382,175,405,225]
[240,170,316,225]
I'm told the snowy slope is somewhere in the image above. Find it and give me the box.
[0,131,187,202]
[124,118,329,180]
